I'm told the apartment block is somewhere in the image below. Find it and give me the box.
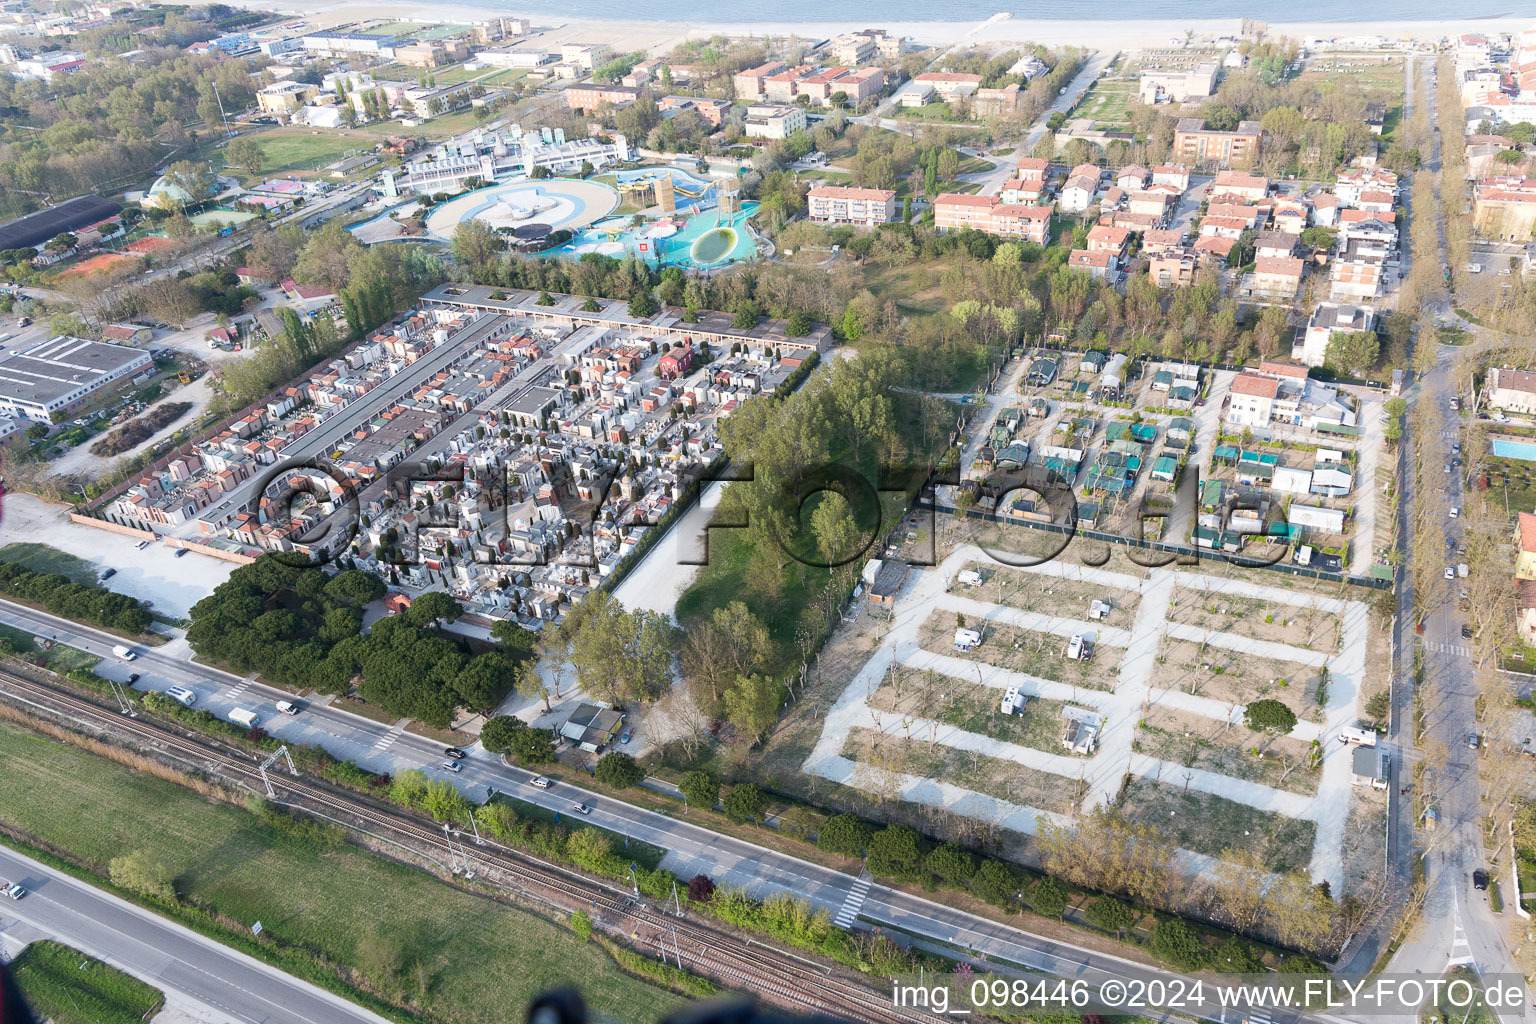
[807,186,897,227]
[1172,117,1262,168]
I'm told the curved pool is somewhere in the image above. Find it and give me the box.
[690,227,738,265]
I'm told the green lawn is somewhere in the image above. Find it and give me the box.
[243,130,375,175]
[1079,80,1136,128]
[10,941,163,1024]
[0,721,685,1023]
[0,542,98,584]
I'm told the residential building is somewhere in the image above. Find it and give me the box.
[1226,372,1280,427]
[1149,247,1202,288]
[932,194,1051,243]
[1243,255,1304,301]
[1067,249,1117,279]
[733,60,787,100]
[1516,512,1536,580]
[743,104,806,140]
[763,64,818,103]
[1209,170,1269,202]
[658,96,732,126]
[1127,190,1175,221]
[1153,164,1191,190]
[1473,178,1536,240]
[1330,257,1386,302]
[1487,366,1536,414]
[807,186,897,227]
[1086,224,1131,255]
[1298,303,1374,367]
[1138,63,1219,103]
[829,31,877,65]
[1172,117,1263,168]
[258,80,318,115]
[972,83,1023,117]
[564,84,640,111]
[1115,165,1151,190]
[559,43,611,70]
[1059,175,1099,213]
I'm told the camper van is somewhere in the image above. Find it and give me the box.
[954,628,982,651]
[955,570,983,588]
[1339,726,1378,747]
[1000,686,1027,715]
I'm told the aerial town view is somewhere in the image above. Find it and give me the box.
[4,0,1536,1022]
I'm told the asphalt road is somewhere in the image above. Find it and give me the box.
[0,598,1340,1024]
[0,845,390,1024]
[1380,52,1522,1005]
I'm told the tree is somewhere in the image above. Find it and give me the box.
[109,849,175,900]
[509,725,555,764]
[723,672,783,742]
[924,842,977,888]
[866,825,923,879]
[451,219,504,266]
[160,160,219,207]
[1150,917,1207,971]
[595,751,643,789]
[1084,896,1136,937]
[687,874,716,902]
[24,423,48,440]
[722,782,766,823]
[1322,330,1380,378]
[225,137,266,175]
[678,769,720,810]
[405,591,461,628]
[817,812,872,857]
[490,618,538,653]
[971,859,1019,908]
[479,715,523,755]
[628,288,658,318]
[566,827,613,871]
[1027,877,1067,919]
[1244,698,1298,735]
[453,651,513,711]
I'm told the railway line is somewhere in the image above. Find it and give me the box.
[0,668,941,1024]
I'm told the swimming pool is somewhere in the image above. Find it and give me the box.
[552,202,761,269]
[1491,438,1536,461]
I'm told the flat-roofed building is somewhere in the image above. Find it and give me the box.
[744,103,806,139]
[1139,62,1219,104]
[0,336,154,423]
[733,60,787,99]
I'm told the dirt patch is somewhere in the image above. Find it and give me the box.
[954,560,1139,627]
[90,402,193,456]
[917,610,1120,692]
[1166,585,1340,652]
[1151,636,1325,708]
[1340,781,1388,901]
[1134,705,1320,796]
[867,668,1095,759]
[1119,776,1317,875]
[842,726,1084,815]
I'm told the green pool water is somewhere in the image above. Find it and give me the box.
[690,227,737,265]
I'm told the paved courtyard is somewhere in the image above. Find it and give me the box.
[802,542,1370,891]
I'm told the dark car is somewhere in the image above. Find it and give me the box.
[444,747,466,759]
[174,547,188,557]
[1473,869,1489,891]
[1462,625,1473,639]
[127,672,140,684]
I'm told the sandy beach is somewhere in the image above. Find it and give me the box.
[180,0,1534,55]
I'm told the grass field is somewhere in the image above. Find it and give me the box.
[369,61,488,86]
[0,542,98,584]
[244,130,376,175]
[1079,79,1136,128]
[0,721,685,1022]
[10,940,163,1024]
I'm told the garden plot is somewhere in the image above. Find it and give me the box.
[953,560,1139,627]
[1119,777,1318,876]
[1151,636,1326,708]
[1133,705,1320,796]
[1165,588,1341,651]
[841,727,1085,815]
[866,669,1097,759]
[916,610,1121,691]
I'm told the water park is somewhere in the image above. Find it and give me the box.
[419,166,761,270]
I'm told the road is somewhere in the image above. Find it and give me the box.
[1379,52,1521,1006]
[0,597,1328,1024]
[0,845,391,1024]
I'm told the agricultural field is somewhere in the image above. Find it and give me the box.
[0,721,685,1024]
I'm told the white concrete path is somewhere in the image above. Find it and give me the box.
[803,541,1370,890]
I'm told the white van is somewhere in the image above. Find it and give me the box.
[228,707,259,728]
[275,700,300,716]
[955,570,983,588]
[112,644,136,661]
[165,686,196,706]
[954,627,982,650]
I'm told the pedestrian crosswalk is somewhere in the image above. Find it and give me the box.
[1447,902,1474,967]
[225,679,253,701]
[1424,641,1472,657]
[833,877,871,929]
[372,722,406,751]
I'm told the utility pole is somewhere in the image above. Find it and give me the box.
[257,745,297,799]
[106,678,135,716]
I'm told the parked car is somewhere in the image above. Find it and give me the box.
[1468,733,1481,750]
[1445,567,1455,579]
[530,776,552,789]
[1461,625,1473,639]
[136,539,152,550]
[97,567,115,580]
[444,747,466,759]
[572,802,592,815]
[619,729,632,745]
[1473,868,1489,890]
[440,760,462,773]
[1,882,24,900]
[174,548,188,558]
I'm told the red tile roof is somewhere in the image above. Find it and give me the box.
[1232,373,1280,399]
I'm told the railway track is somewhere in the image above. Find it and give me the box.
[0,669,941,1024]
